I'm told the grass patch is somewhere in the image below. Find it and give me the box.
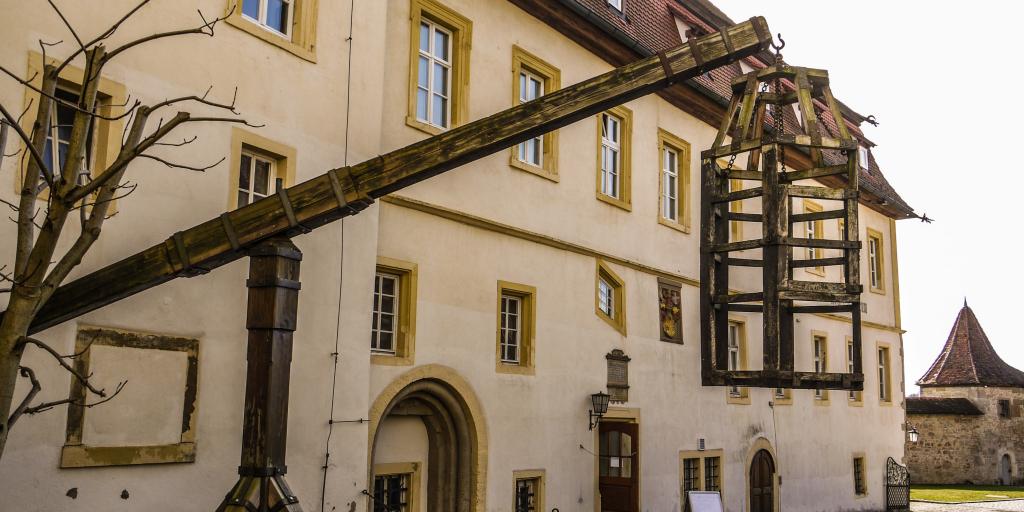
[911,485,1024,503]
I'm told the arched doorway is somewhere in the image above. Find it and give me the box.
[1001,454,1013,485]
[368,366,487,512]
[749,449,775,512]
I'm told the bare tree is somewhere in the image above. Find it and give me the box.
[0,0,257,459]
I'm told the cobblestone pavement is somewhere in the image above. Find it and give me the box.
[912,500,1024,511]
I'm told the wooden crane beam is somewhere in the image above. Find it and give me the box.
[10,18,772,334]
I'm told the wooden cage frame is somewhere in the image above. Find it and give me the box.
[699,64,864,391]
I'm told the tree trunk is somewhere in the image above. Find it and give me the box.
[0,290,40,459]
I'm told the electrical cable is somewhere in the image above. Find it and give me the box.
[319,0,356,509]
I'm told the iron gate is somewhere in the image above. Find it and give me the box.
[886,457,910,511]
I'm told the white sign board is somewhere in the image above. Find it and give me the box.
[687,491,724,512]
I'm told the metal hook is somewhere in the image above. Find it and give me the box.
[770,33,786,52]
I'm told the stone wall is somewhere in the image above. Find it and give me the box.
[906,386,1024,484]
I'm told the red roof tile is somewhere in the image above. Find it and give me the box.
[906,396,983,416]
[918,304,1024,388]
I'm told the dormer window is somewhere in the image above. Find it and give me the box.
[858,145,870,170]
[241,0,293,39]
[608,0,622,12]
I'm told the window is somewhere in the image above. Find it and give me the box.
[596,261,626,335]
[858,145,870,170]
[867,229,885,293]
[226,0,318,61]
[237,150,278,207]
[371,258,418,365]
[704,456,721,491]
[999,399,1011,418]
[680,449,725,503]
[510,46,560,180]
[847,339,862,403]
[658,130,691,232]
[241,0,292,37]
[596,106,633,210]
[608,0,623,11]
[229,128,296,209]
[513,471,545,512]
[813,334,829,401]
[496,281,536,375]
[774,386,791,404]
[804,201,825,275]
[372,272,401,354]
[406,0,471,135]
[20,51,127,201]
[682,458,701,494]
[726,320,748,403]
[373,473,409,511]
[877,345,891,403]
[853,457,866,496]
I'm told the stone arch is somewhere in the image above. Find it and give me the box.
[744,437,779,512]
[368,365,488,512]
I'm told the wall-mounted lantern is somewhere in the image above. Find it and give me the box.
[907,425,920,444]
[589,392,610,430]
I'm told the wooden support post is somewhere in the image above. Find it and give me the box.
[217,237,303,512]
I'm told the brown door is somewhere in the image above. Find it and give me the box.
[749,449,775,512]
[598,421,639,512]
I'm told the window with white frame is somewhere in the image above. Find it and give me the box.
[728,322,741,396]
[607,0,623,11]
[868,234,883,291]
[517,70,545,167]
[415,19,453,129]
[600,113,622,199]
[373,472,410,511]
[515,477,540,512]
[598,277,614,318]
[241,0,293,38]
[661,146,679,221]
[237,150,278,207]
[814,335,827,399]
[878,347,890,401]
[500,294,522,364]
[372,272,401,354]
[858,145,870,170]
[847,340,858,401]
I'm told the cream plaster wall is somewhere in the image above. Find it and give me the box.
[0,0,907,511]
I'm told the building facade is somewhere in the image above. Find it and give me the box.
[906,304,1024,485]
[0,0,913,511]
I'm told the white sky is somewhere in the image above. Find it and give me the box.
[719,1,1024,394]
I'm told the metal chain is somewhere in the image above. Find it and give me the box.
[771,41,786,174]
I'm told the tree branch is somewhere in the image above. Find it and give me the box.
[46,0,86,53]
[103,7,233,62]
[0,102,54,188]
[0,64,140,122]
[7,367,41,430]
[16,337,108,397]
[139,153,224,172]
[21,381,126,416]
[149,86,239,115]
[53,0,155,77]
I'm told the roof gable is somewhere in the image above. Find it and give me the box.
[918,303,1024,388]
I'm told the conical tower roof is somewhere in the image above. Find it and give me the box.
[918,302,1024,388]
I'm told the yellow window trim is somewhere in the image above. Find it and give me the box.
[496,280,537,375]
[225,0,319,62]
[509,46,560,181]
[845,336,863,405]
[876,342,893,405]
[512,469,546,512]
[406,0,472,136]
[371,256,418,366]
[803,200,825,276]
[772,386,792,405]
[372,462,422,510]
[228,128,297,209]
[726,317,750,404]
[729,178,743,242]
[595,260,627,335]
[867,227,886,295]
[595,105,633,211]
[656,129,692,233]
[812,330,830,404]
[679,448,725,499]
[17,51,128,205]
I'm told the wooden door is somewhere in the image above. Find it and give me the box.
[749,449,775,512]
[598,421,639,512]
